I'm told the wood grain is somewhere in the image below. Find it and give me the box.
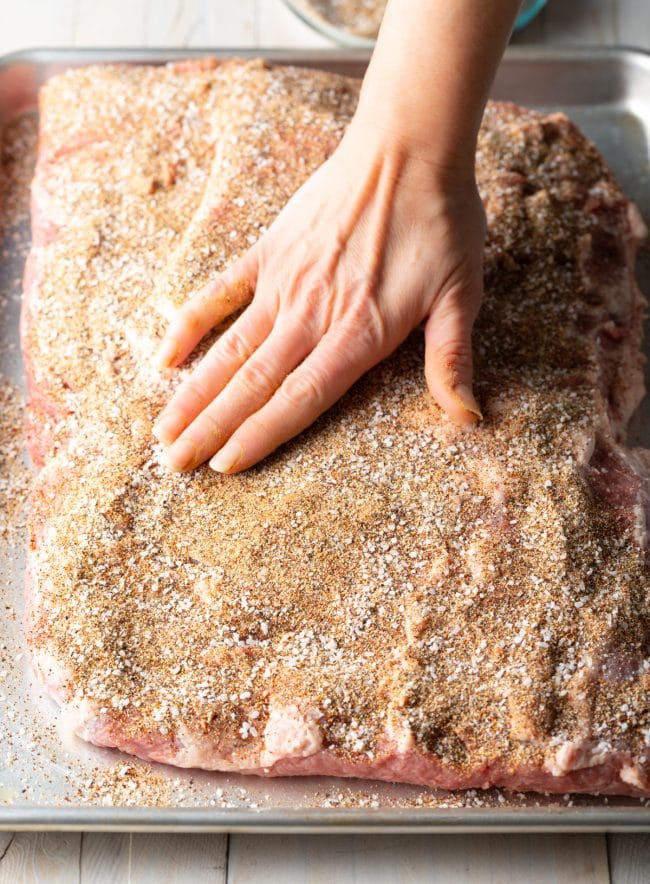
[79,833,131,882]
[78,833,228,883]
[139,0,207,48]
[73,0,149,46]
[0,835,14,865]
[0,0,76,56]
[200,0,257,48]
[0,833,81,883]
[227,833,611,884]
[608,833,650,884]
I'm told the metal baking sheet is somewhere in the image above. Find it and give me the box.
[0,46,649,833]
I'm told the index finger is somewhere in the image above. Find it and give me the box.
[156,255,257,370]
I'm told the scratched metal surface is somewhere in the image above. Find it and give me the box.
[0,47,648,832]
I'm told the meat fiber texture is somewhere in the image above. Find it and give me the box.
[22,58,650,797]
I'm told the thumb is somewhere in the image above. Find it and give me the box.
[424,284,482,425]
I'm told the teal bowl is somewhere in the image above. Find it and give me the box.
[515,0,548,32]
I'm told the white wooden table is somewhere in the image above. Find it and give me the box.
[1,1,649,880]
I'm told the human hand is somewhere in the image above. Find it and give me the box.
[152,122,485,474]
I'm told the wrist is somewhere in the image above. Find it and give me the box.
[343,112,477,195]
[351,0,520,183]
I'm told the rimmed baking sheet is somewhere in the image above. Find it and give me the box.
[0,46,649,832]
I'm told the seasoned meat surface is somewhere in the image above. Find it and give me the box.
[23,59,649,795]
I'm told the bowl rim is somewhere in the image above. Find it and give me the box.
[283,0,549,46]
[514,0,548,33]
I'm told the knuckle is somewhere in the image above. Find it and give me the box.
[195,410,227,449]
[341,298,386,352]
[432,338,474,372]
[220,328,253,363]
[304,286,323,313]
[286,307,319,344]
[179,375,210,405]
[355,270,379,298]
[236,359,277,399]
[443,276,483,313]
[296,284,326,324]
[243,412,272,443]
[280,369,324,410]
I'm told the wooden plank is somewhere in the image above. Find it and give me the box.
[80,832,228,882]
[127,834,227,883]
[140,0,205,47]
[202,0,257,48]
[138,0,256,48]
[0,0,256,50]
[0,832,81,884]
[79,833,130,882]
[257,0,333,48]
[227,833,610,883]
[608,834,650,884]
[0,0,77,56]
[0,835,14,861]
[73,0,148,46]
[544,0,618,44]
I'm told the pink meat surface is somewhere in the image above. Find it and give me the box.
[22,62,650,797]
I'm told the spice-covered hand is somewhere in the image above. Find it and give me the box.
[153,0,520,473]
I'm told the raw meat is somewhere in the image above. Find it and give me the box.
[22,60,650,796]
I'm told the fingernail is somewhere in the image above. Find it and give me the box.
[156,337,179,370]
[161,437,198,471]
[152,413,183,446]
[209,441,244,474]
[452,383,483,421]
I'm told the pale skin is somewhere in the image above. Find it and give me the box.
[153,0,521,473]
